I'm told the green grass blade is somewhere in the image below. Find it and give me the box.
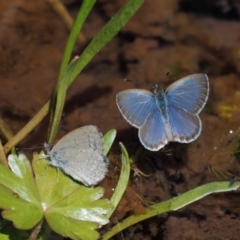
[48,1,96,143]
[48,0,144,143]
[103,129,116,156]
[66,0,144,87]
[48,59,78,143]
[58,0,96,79]
[105,143,130,219]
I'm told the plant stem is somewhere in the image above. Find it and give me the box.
[29,220,43,240]
[0,140,8,167]
[4,101,49,154]
[102,181,240,239]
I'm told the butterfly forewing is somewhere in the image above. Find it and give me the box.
[51,125,104,154]
[166,74,209,114]
[116,90,155,127]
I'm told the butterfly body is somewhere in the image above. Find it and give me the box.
[116,74,209,151]
[153,86,168,117]
[45,125,108,186]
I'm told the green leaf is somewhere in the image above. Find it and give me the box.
[105,143,130,220]
[32,153,113,240]
[0,218,29,240]
[65,0,144,87]
[103,129,116,155]
[58,0,96,79]
[0,153,113,239]
[103,181,240,239]
[0,154,43,229]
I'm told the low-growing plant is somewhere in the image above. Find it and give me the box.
[0,0,239,239]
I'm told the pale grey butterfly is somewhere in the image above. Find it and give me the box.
[44,125,108,186]
[116,74,209,151]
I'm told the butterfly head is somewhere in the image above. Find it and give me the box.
[152,84,163,95]
[44,142,52,154]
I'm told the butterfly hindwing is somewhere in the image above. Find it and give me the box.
[167,104,202,143]
[139,109,169,151]
[50,148,108,186]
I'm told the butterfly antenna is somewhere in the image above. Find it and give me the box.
[164,72,170,83]
[153,72,171,91]
[16,146,44,151]
[124,79,154,88]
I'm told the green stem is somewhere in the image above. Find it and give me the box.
[0,118,14,141]
[102,181,240,239]
[4,102,49,154]
[48,0,96,143]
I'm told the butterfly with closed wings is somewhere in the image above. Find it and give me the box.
[45,125,108,186]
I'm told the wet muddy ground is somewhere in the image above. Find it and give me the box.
[1,0,240,239]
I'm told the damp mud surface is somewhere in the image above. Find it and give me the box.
[1,0,240,239]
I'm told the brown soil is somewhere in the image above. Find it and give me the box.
[1,0,240,239]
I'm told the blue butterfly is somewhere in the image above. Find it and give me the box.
[116,74,209,151]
